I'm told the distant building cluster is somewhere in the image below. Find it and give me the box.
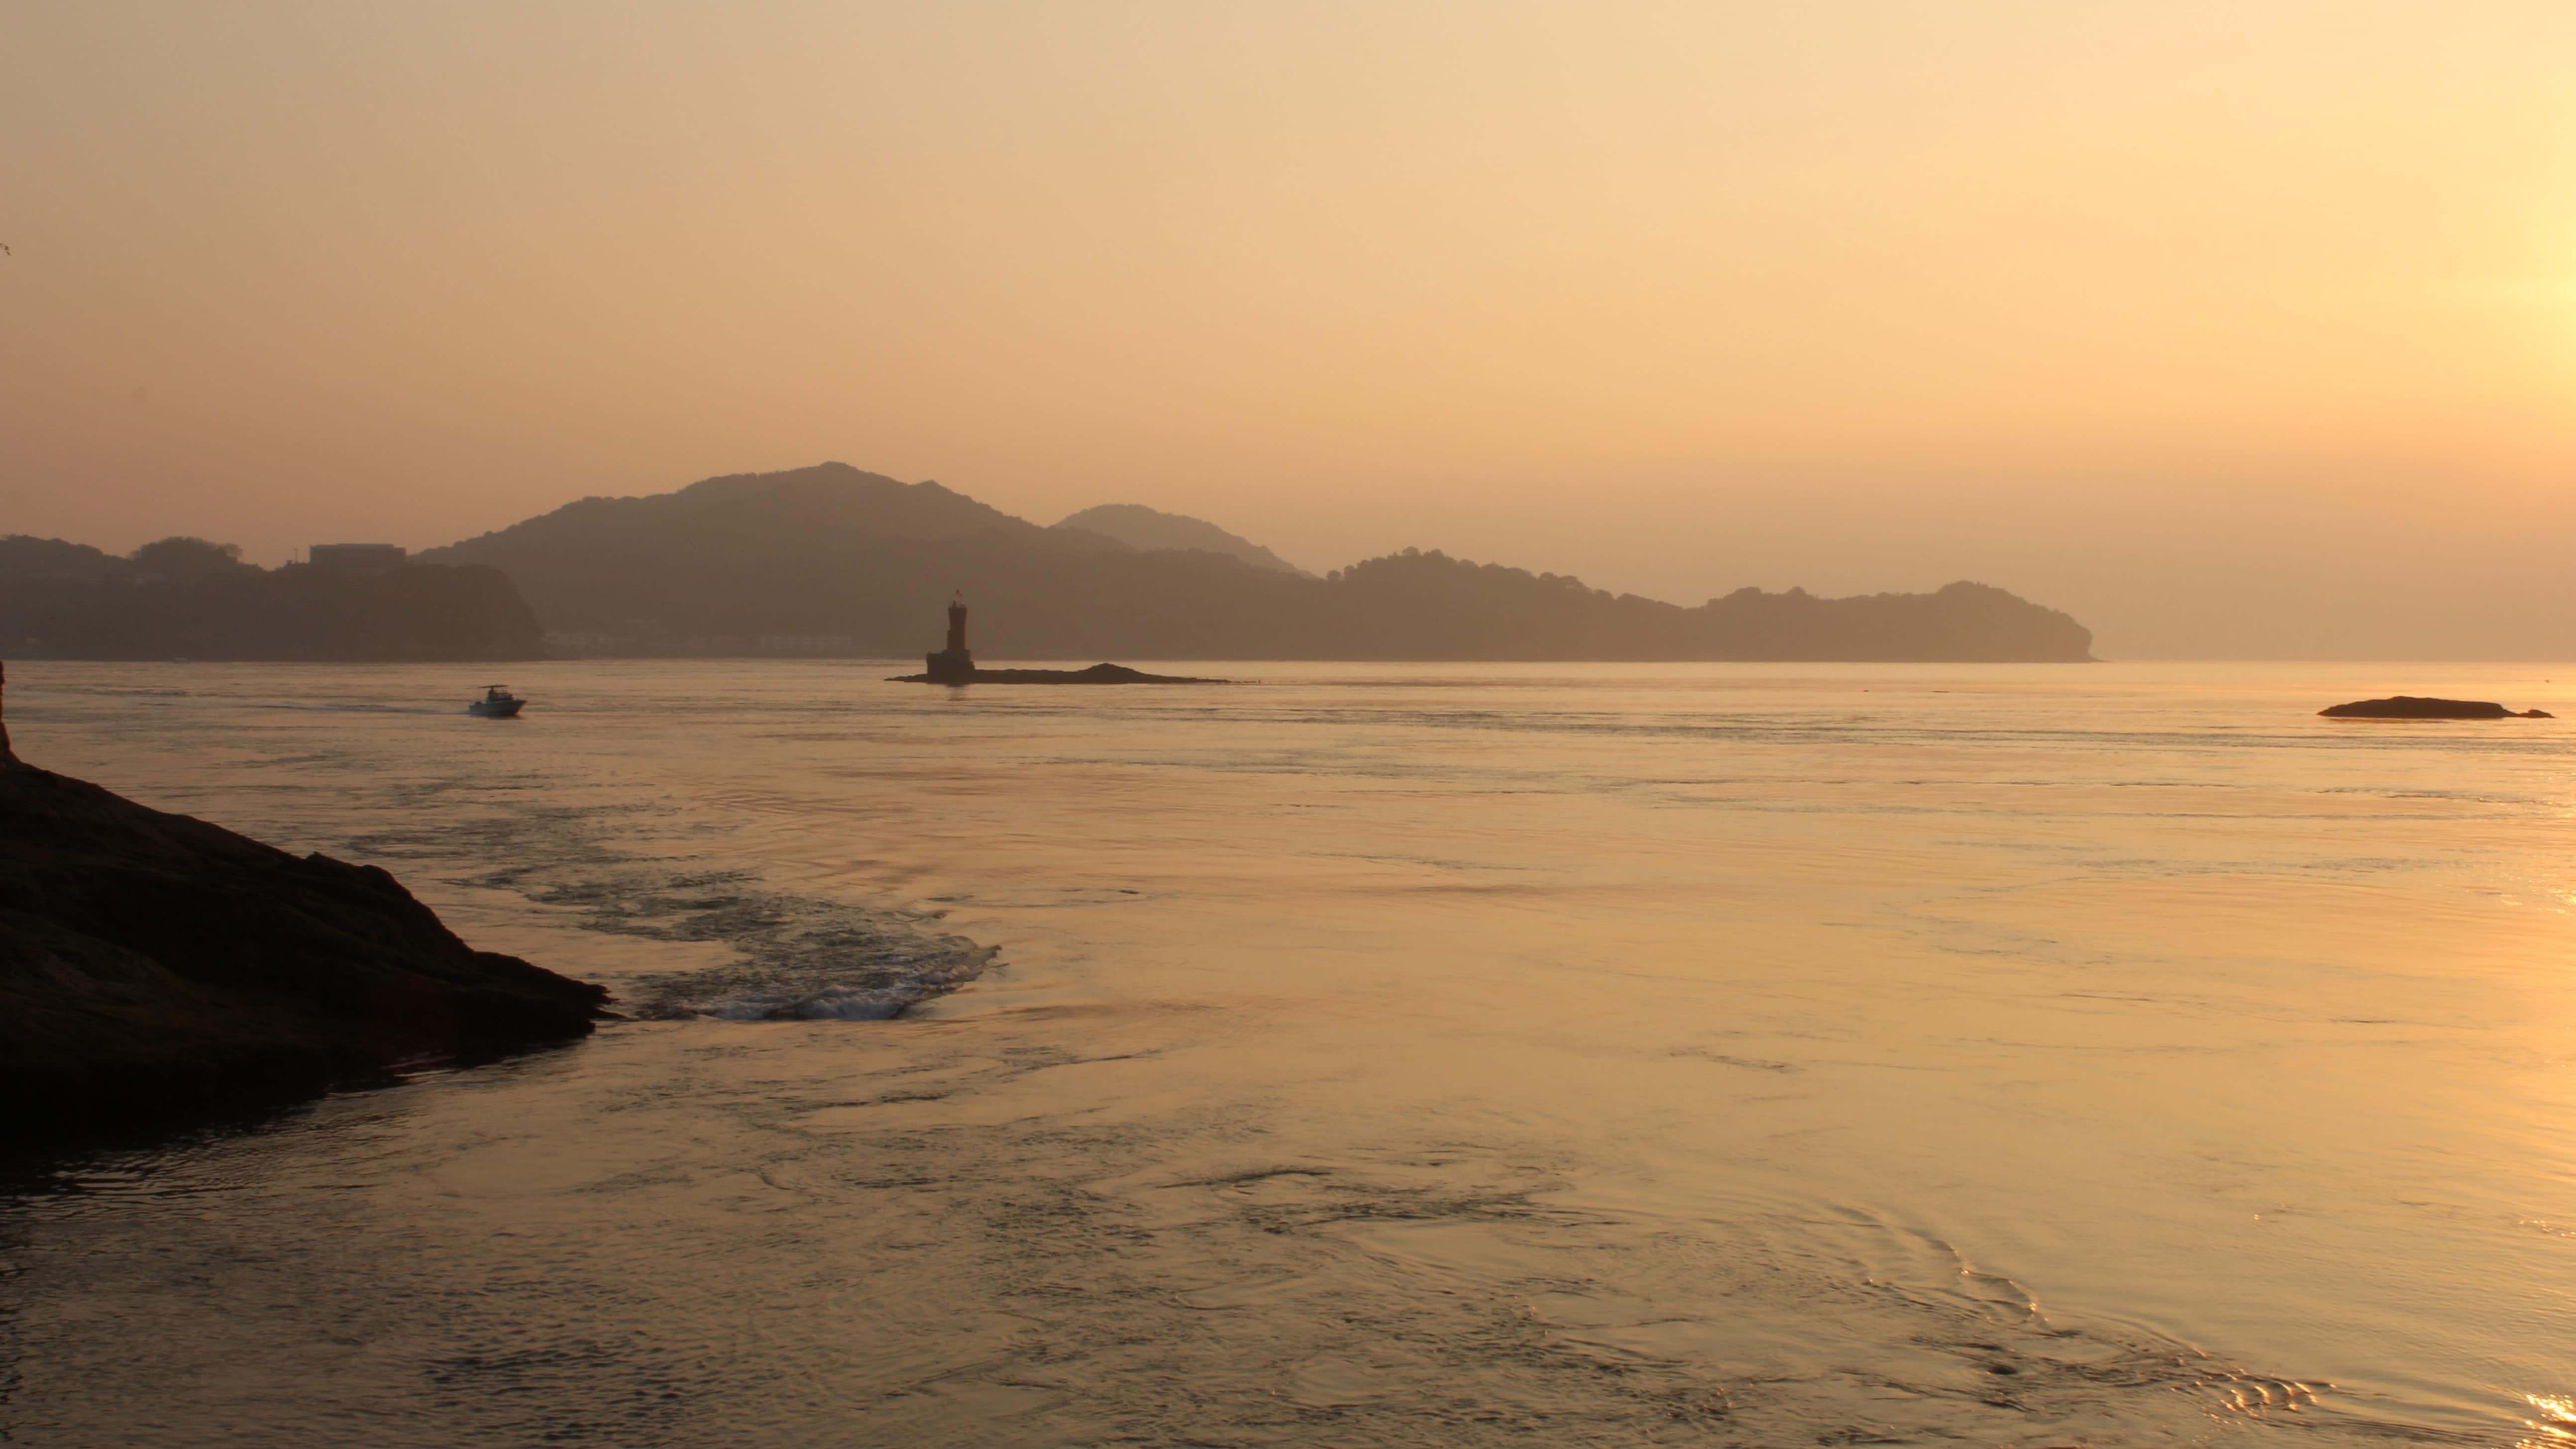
[308,543,407,571]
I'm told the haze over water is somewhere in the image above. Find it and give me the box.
[5,659,2573,1445]
[12,5,2576,658]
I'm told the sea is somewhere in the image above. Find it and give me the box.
[3,659,2572,1448]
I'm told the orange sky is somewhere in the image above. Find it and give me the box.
[4,2,2573,656]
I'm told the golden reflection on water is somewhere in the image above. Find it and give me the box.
[2520,1391,2576,1446]
[5,658,2576,1447]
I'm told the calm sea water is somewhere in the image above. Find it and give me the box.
[5,659,2574,1447]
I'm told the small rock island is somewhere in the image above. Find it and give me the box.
[0,661,611,1152]
[2319,696,2555,720]
[888,598,1225,685]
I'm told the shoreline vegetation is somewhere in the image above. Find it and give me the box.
[0,534,543,662]
[4,464,2095,663]
[0,662,611,1154]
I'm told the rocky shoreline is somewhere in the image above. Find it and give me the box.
[2318,696,2554,720]
[0,662,612,1153]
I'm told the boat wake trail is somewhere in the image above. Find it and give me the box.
[346,801,995,1021]
[583,875,995,1021]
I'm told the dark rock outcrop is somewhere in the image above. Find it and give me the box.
[0,662,610,1152]
[887,662,1226,684]
[2318,696,2555,720]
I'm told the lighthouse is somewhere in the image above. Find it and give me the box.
[924,595,974,683]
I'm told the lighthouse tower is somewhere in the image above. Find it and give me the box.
[924,595,974,683]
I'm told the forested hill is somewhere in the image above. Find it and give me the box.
[1054,504,1310,576]
[429,462,2094,661]
[0,537,541,661]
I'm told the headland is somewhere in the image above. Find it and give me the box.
[0,661,611,1152]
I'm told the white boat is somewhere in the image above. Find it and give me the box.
[466,685,526,718]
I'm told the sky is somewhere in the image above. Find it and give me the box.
[4,1,2573,657]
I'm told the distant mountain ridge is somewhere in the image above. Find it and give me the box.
[419,462,2093,661]
[1055,504,1310,576]
[452,464,1099,546]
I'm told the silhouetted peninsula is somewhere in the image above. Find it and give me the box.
[2319,696,2554,720]
[424,463,2096,662]
[0,535,542,661]
[0,663,609,1151]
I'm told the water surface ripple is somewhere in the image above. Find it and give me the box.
[4,660,2573,1447]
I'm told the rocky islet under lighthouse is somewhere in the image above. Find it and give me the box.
[889,598,1222,685]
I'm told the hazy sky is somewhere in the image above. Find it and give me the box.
[6,2,2573,657]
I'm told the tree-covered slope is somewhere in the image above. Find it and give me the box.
[0,544,544,662]
[1054,503,1310,576]
[422,464,2093,661]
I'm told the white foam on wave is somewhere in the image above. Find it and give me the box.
[646,937,996,1023]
